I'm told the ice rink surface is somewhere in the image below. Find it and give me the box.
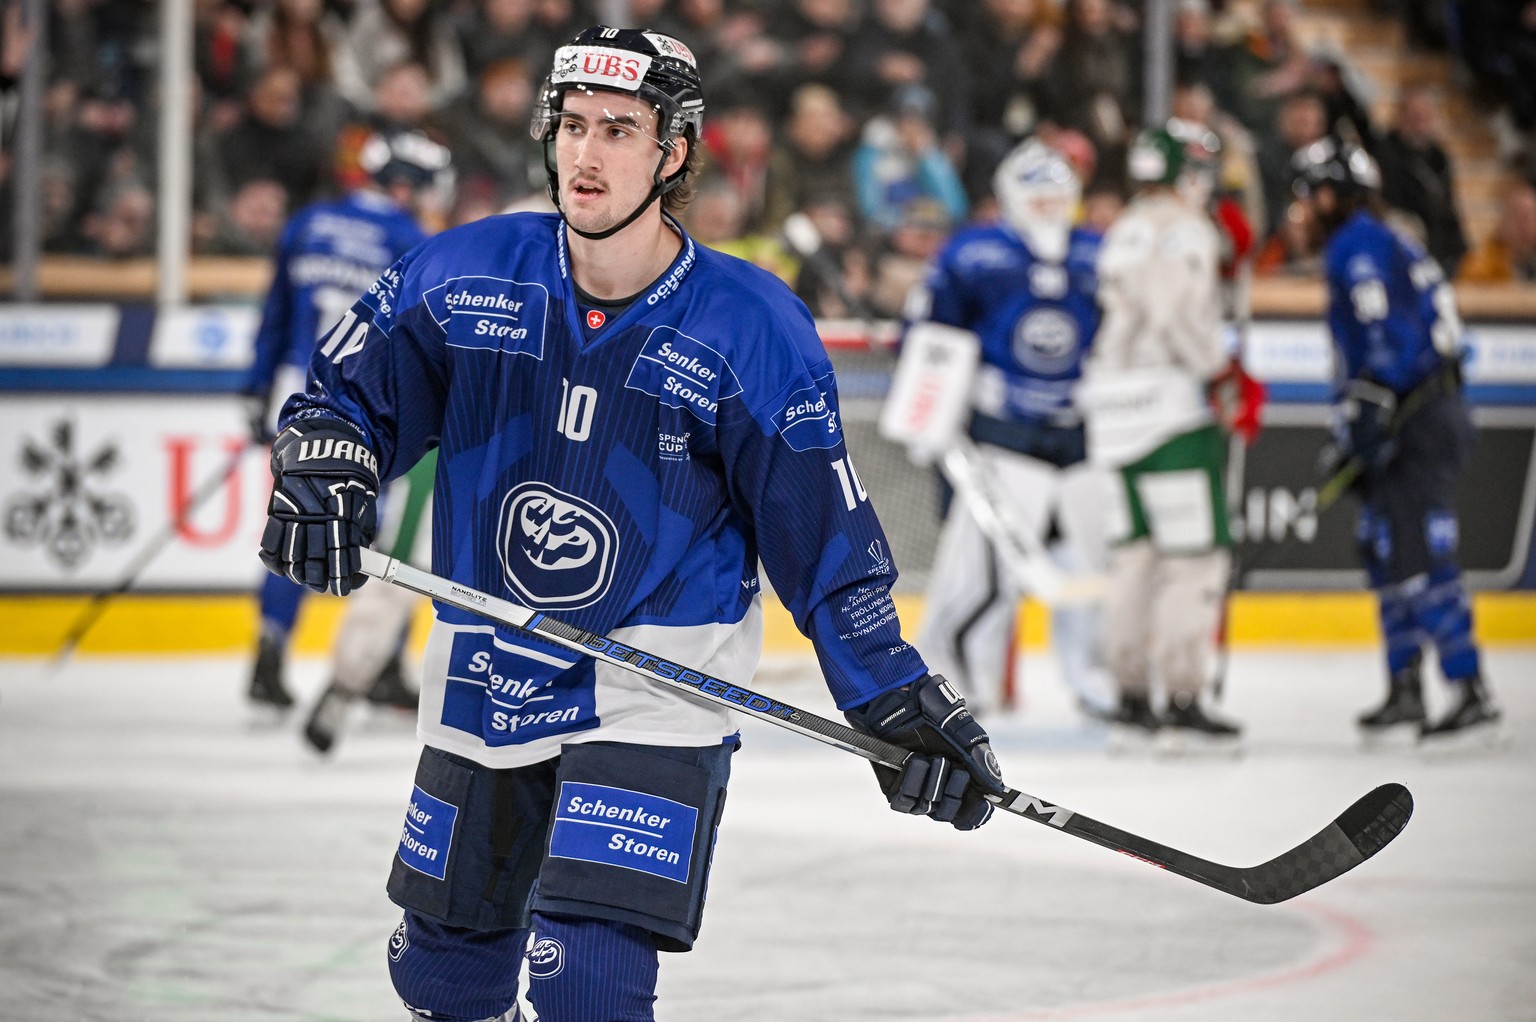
[1,645,1533,1022]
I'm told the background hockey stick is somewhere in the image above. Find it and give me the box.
[358,548,1413,904]
[53,441,251,667]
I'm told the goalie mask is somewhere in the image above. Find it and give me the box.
[993,139,1080,263]
[530,26,705,240]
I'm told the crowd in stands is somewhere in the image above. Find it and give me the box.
[4,0,1536,306]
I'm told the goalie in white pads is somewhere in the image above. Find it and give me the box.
[1081,121,1259,749]
[897,139,1114,717]
[1080,121,1254,748]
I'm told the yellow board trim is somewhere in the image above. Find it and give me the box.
[4,592,1533,657]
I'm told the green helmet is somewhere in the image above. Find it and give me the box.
[1127,118,1221,188]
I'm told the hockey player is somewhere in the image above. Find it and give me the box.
[908,139,1114,717]
[243,129,450,709]
[1291,137,1500,741]
[258,27,1005,1022]
[1079,121,1252,748]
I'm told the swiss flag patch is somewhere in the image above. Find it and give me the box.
[586,309,606,330]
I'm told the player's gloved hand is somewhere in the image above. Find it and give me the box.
[1206,357,1265,445]
[1342,377,1397,474]
[845,674,1006,831]
[259,418,379,596]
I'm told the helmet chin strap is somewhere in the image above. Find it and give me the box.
[553,143,682,242]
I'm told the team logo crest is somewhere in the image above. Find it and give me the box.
[1012,308,1079,375]
[527,936,566,979]
[388,919,409,962]
[497,482,618,609]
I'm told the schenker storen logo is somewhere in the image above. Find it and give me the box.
[497,482,618,610]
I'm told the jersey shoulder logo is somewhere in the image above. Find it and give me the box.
[497,482,618,609]
[423,275,549,358]
[625,326,742,424]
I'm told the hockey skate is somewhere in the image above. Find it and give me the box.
[1108,693,1161,753]
[302,683,356,755]
[1158,693,1242,756]
[364,653,419,712]
[1357,664,1425,747]
[1420,675,1502,750]
[247,633,295,710]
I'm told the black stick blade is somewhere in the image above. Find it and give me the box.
[1238,783,1414,904]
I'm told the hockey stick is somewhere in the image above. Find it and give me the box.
[358,548,1413,904]
[53,441,251,667]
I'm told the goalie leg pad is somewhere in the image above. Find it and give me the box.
[1104,540,1158,695]
[1150,549,1230,700]
[531,741,734,953]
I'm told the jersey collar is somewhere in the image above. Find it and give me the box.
[555,214,699,345]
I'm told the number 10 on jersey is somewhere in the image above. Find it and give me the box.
[558,378,598,442]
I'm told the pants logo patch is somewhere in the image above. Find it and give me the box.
[527,936,565,980]
[397,785,458,881]
[548,781,698,883]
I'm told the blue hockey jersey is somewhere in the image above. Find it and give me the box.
[247,191,427,400]
[916,224,1102,428]
[1324,210,1463,397]
[280,212,926,767]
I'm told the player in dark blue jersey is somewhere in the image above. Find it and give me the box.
[1292,137,1500,743]
[244,130,450,711]
[907,139,1114,718]
[258,27,1005,1022]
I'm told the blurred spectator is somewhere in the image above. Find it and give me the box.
[1174,0,1231,95]
[528,0,589,56]
[333,0,467,113]
[82,179,154,259]
[196,0,258,133]
[843,0,969,143]
[762,83,858,229]
[654,0,782,99]
[788,194,874,318]
[1457,1,1536,146]
[700,88,776,230]
[333,60,439,192]
[1221,0,1316,134]
[1374,83,1467,275]
[684,178,797,283]
[48,0,155,111]
[868,196,953,316]
[960,0,1062,199]
[1038,0,1138,191]
[39,156,85,253]
[52,84,151,250]
[199,177,290,255]
[243,0,349,143]
[457,0,537,78]
[438,57,543,210]
[1257,89,1327,238]
[763,0,860,101]
[1254,197,1323,276]
[852,84,968,233]
[214,65,325,207]
[1458,181,1536,283]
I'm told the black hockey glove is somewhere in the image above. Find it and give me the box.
[1342,377,1398,475]
[845,674,1006,831]
[259,418,379,596]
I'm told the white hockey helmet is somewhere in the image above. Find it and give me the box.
[993,139,1081,262]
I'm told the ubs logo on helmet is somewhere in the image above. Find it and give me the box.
[527,936,566,979]
[498,482,619,609]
